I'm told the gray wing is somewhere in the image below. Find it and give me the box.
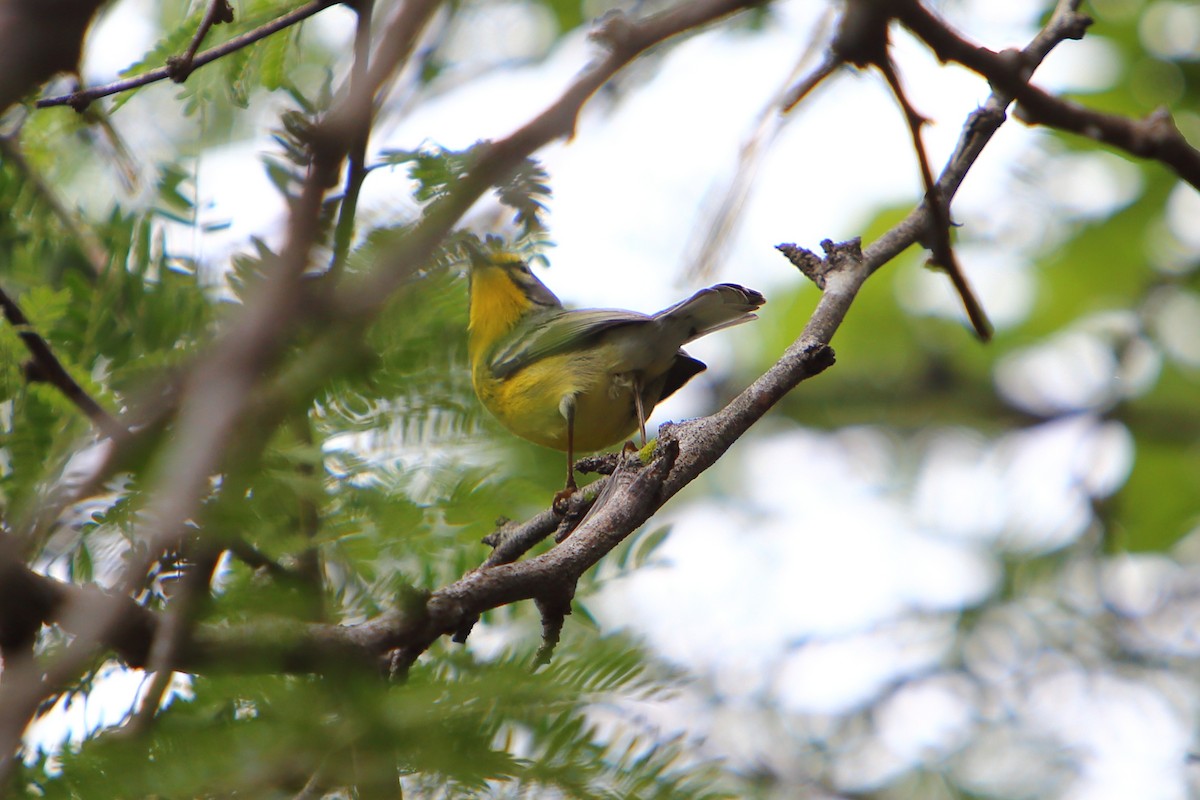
[489,308,651,379]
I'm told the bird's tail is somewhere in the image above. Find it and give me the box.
[655,283,765,342]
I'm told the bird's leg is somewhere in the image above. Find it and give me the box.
[554,398,578,510]
[632,375,648,445]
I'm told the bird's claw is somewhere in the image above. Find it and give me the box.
[552,485,577,515]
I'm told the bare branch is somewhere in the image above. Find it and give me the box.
[896,0,1200,191]
[877,56,992,340]
[780,53,839,114]
[827,0,992,340]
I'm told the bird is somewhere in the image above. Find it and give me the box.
[465,240,764,495]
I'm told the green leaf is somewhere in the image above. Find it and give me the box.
[1115,435,1200,551]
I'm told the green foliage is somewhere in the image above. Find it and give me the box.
[18,638,724,800]
[381,145,553,246]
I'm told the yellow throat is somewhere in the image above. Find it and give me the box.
[467,260,533,370]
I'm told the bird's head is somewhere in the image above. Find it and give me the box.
[464,237,561,314]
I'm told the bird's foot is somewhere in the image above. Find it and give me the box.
[552,484,577,515]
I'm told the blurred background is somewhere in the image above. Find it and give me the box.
[6,0,1200,797]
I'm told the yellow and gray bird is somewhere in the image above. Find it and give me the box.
[466,241,764,494]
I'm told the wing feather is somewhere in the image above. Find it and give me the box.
[488,309,651,379]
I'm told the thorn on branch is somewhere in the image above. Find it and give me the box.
[1060,9,1094,41]
[66,90,92,113]
[804,341,838,377]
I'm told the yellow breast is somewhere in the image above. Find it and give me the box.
[467,265,529,370]
[472,346,640,453]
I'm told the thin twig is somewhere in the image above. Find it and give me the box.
[827,0,991,340]
[168,0,236,82]
[0,285,125,438]
[327,0,375,278]
[780,53,839,114]
[877,56,992,340]
[37,0,342,110]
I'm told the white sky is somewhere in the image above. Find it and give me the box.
[24,0,1198,797]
